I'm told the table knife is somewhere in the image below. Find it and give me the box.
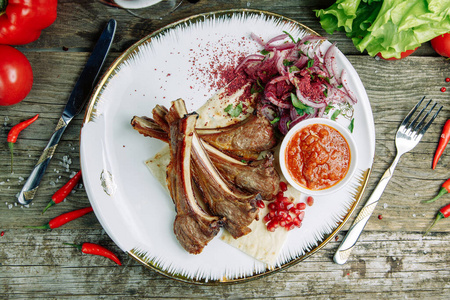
[17,19,117,205]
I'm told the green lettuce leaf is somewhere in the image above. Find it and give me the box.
[315,0,450,59]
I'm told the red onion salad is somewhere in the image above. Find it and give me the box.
[236,33,357,135]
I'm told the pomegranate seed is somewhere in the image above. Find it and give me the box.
[441,87,447,92]
[293,217,301,227]
[256,200,265,208]
[279,181,288,192]
[276,191,284,201]
[306,196,314,206]
[298,211,305,221]
[279,210,288,218]
[264,214,271,223]
[278,202,285,210]
[286,203,294,210]
[269,211,276,218]
[268,202,276,210]
[267,224,276,232]
[294,208,302,215]
[296,202,306,210]
[378,214,383,220]
[446,77,450,82]
[279,220,287,227]
[285,215,292,222]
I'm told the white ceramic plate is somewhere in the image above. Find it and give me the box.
[80,9,375,284]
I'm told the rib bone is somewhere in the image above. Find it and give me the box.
[166,112,223,254]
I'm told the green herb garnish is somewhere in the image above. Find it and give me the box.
[270,116,280,124]
[224,102,243,117]
[291,93,314,116]
[318,74,330,84]
[289,66,300,73]
[306,59,314,69]
[283,31,298,43]
[260,49,270,55]
[283,59,294,66]
[324,104,334,114]
[348,118,355,133]
[331,109,341,120]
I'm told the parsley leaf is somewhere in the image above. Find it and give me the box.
[318,74,330,84]
[260,49,270,55]
[348,118,355,133]
[306,59,314,69]
[324,104,334,114]
[270,116,280,124]
[331,109,341,120]
[289,66,300,73]
[283,59,294,66]
[291,93,314,116]
[224,102,243,117]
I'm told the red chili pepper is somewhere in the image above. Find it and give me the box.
[424,203,450,235]
[432,119,450,169]
[64,242,122,266]
[7,114,39,173]
[26,207,93,230]
[42,170,82,214]
[422,178,450,204]
[0,0,58,45]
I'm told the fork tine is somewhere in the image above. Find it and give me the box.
[419,104,442,135]
[401,96,425,127]
[413,101,435,132]
[409,99,431,130]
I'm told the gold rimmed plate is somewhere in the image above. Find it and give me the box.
[80,9,375,284]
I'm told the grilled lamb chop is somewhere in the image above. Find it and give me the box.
[150,102,277,161]
[208,150,280,200]
[131,116,169,142]
[166,112,223,254]
[197,113,278,160]
[169,99,260,238]
[131,105,281,200]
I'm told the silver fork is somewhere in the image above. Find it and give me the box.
[334,97,442,264]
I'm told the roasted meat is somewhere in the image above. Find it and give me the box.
[169,99,260,238]
[197,113,278,160]
[150,101,278,161]
[166,112,223,254]
[131,116,169,143]
[131,103,281,200]
[208,149,280,200]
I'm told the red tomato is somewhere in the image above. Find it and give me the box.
[376,48,417,60]
[0,45,33,106]
[431,33,450,58]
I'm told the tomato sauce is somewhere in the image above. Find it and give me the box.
[285,124,350,190]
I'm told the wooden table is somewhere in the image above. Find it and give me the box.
[1,1,449,298]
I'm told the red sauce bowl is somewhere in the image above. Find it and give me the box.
[279,118,358,196]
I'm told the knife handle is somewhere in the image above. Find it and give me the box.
[17,117,69,205]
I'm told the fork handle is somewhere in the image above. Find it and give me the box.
[333,153,401,264]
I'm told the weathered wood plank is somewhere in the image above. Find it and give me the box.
[1,0,449,298]
[1,230,449,298]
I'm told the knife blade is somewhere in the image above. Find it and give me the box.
[17,19,117,205]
